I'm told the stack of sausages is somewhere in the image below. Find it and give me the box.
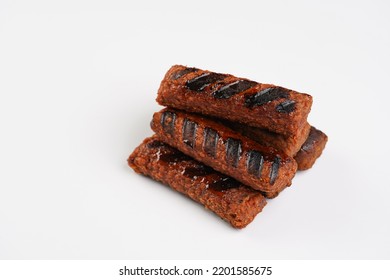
[128,65,327,229]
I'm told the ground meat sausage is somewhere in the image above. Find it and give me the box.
[294,126,328,170]
[157,65,313,136]
[128,136,267,229]
[223,121,311,157]
[150,108,298,198]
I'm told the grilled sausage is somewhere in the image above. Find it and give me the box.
[150,108,298,198]
[157,65,313,136]
[128,136,267,229]
[223,121,311,157]
[294,126,328,170]
[225,121,327,170]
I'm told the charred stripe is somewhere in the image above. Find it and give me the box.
[213,80,257,99]
[270,156,281,185]
[185,72,226,91]
[245,87,289,108]
[226,138,242,168]
[170,67,199,80]
[203,127,219,158]
[246,150,264,178]
[182,118,198,148]
[161,111,176,136]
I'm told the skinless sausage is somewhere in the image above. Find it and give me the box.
[157,65,313,136]
[128,136,267,229]
[150,108,298,198]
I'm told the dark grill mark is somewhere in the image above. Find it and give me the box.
[225,138,242,168]
[147,140,165,149]
[213,80,257,99]
[276,100,296,113]
[161,111,176,136]
[270,156,281,185]
[182,118,198,148]
[170,67,198,80]
[245,87,289,108]
[183,164,214,178]
[185,72,226,91]
[246,150,264,178]
[203,127,219,158]
[159,151,192,163]
[209,177,240,191]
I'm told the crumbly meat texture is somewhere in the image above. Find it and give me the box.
[156,65,313,136]
[150,108,298,198]
[294,126,328,170]
[128,136,267,229]
[223,120,311,157]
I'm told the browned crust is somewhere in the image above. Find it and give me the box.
[150,108,298,198]
[157,65,313,136]
[294,127,328,170]
[128,136,267,229]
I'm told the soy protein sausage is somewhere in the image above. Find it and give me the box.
[128,136,267,229]
[150,108,298,198]
[156,65,313,136]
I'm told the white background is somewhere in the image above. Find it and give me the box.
[1,0,389,259]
